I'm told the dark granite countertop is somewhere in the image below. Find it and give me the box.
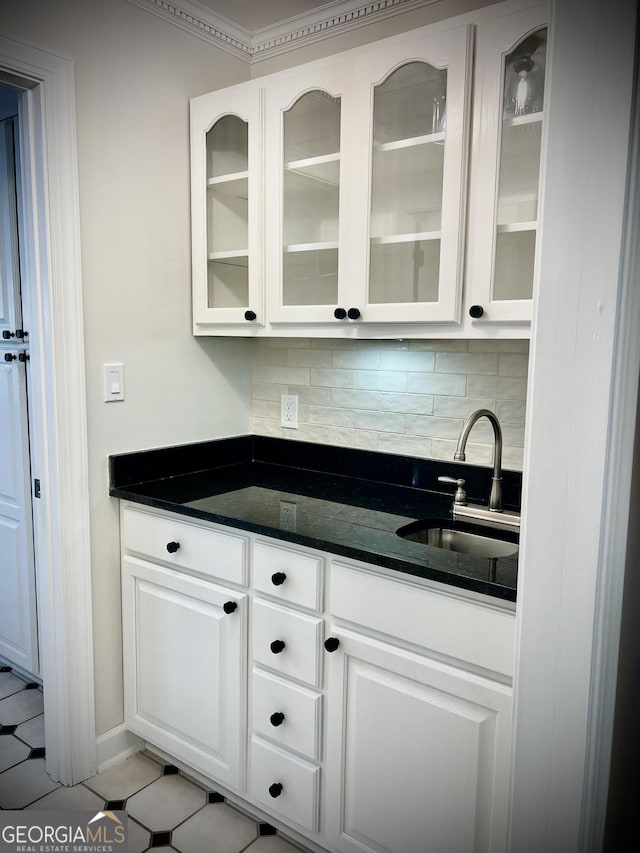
[109,435,520,602]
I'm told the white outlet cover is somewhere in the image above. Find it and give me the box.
[280,394,299,429]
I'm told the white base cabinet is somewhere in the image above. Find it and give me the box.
[120,503,515,852]
[325,628,512,853]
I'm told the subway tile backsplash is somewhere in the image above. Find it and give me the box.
[251,339,529,471]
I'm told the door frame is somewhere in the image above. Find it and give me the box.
[0,37,96,784]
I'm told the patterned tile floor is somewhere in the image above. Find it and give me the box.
[0,667,312,853]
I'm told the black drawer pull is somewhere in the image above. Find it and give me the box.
[324,637,340,652]
[270,640,286,654]
[166,541,180,554]
[347,307,361,320]
[469,304,484,319]
[223,601,237,615]
[244,310,257,321]
[334,307,347,320]
[270,712,285,727]
[271,572,287,586]
[269,782,283,798]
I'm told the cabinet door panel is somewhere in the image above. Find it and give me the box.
[350,24,472,324]
[191,86,264,328]
[466,3,548,322]
[325,628,512,853]
[122,556,246,789]
[265,64,353,325]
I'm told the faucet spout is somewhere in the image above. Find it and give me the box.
[454,409,503,512]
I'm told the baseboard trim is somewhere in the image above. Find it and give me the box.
[95,724,144,773]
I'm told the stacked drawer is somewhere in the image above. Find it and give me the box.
[249,540,324,833]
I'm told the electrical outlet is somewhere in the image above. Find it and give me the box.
[280,394,299,429]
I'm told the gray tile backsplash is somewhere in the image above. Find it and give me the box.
[251,339,529,471]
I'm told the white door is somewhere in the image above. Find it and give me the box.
[122,556,247,790]
[0,116,38,675]
[325,627,512,853]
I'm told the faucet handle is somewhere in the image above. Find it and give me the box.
[438,476,467,505]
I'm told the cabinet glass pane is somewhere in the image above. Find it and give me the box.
[494,28,547,301]
[206,115,249,308]
[282,91,341,306]
[369,62,446,305]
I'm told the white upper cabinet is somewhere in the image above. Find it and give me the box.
[265,64,349,324]
[190,1,547,336]
[191,87,264,328]
[466,3,548,323]
[264,27,472,326]
[351,26,472,324]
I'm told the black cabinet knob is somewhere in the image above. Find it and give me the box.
[2,330,14,339]
[269,782,283,798]
[18,352,29,363]
[270,639,286,654]
[469,305,484,319]
[324,637,340,652]
[15,329,26,339]
[271,572,287,586]
[334,307,347,320]
[244,310,257,321]
[347,307,361,320]
[4,353,16,362]
[223,601,237,614]
[166,541,180,554]
[270,712,285,727]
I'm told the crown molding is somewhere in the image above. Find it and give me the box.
[124,0,441,62]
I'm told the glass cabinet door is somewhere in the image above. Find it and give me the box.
[466,4,548,323]
[191,87,263,329]
[494,28,547,303]
[266,66,348,324]
[353,25,472,323]
[282,90,341,308]
[368,62,447,308]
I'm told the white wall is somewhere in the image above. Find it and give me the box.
[252,338,528,469]
[0,0,252,735]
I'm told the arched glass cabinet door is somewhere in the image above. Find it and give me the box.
[265,63,351,324]
[190,87,263,330]
[368,61,447,309]
[281,89,341,309]
[466,3,548,324]
[353,25,472,323]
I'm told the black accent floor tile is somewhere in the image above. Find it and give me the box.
[0,666,11,672]
[259,823,277,836]
[28,747,46,759]
[0,725,18,735]
[150,831,172,847]
[208,792,225,803]
[162,764,179,776]
[105,799,126,810]
[25,683,40,690]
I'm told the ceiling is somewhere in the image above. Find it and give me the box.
[194,0,336,32]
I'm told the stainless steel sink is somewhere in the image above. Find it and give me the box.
[397,519,518,559]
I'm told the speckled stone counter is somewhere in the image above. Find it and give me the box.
[109,435,521,602]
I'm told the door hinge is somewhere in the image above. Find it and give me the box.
[33,479,41,498]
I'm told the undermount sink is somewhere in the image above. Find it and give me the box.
[397,518,519,559]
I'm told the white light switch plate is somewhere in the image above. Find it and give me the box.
[104,363,125,402]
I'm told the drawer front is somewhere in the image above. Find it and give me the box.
[250,736,320,833]
[330,562,516,679]
[253,541,323,611]
[252,669,322,761]
[252,600,323,688]
[122,505,247,585]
